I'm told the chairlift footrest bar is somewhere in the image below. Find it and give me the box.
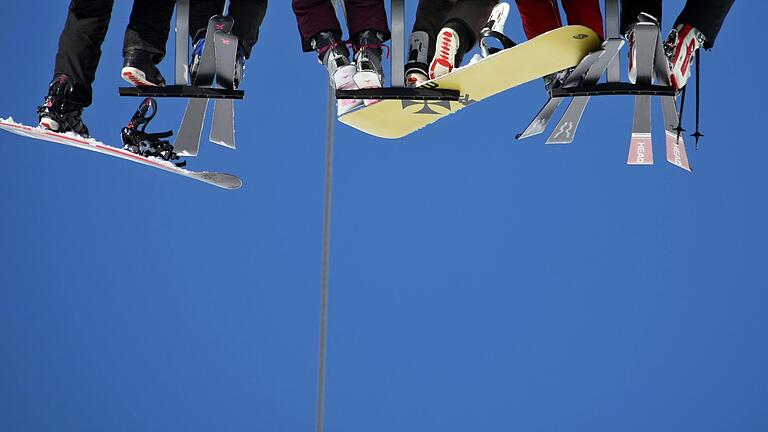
[119,85,244,99]
[551,83,675,98]
[335,87,461,101]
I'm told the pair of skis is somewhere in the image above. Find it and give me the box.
[626,22,690,171]
[516,20,691,171]
[175,15,240,157]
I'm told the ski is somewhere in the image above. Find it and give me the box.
[210,30,238,149]
[654,24,691,171]
[175,15,234,157]
[516,49,603,140]
[627,23,657,165]
[0,118,241,189]
[546,39,624,144]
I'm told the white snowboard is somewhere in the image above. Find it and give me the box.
[0,117,242,190]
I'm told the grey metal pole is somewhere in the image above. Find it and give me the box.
[175,0,190,85]
[391,0,406,87]
[605,0,621,83]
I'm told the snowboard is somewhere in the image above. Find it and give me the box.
[338,25,601,139]
[0,118,242,190]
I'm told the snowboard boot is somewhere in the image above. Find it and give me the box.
[121,49,166,87]
[665,23,706,90]
[353,30,386,106]
[37,74,89,137]
[405,30,429,88]
[312,31,362,116]
[626,12,660,84]
[429,21,472,80]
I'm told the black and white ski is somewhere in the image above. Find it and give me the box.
[546,39,623,144]
[210,30,238,148]
[627,22,657,165]
[175,15,234,157]
[516,49,603,140]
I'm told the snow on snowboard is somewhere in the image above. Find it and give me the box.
[0,118,242,190]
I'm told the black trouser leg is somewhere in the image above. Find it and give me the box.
[674,0,734,48]
[124,0,177,63]
[53,0,114,107]
[620,0,662,36]
[190,0,225,41]
[229,0,268,59]
[190,0,267,59]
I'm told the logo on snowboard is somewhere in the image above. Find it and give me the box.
[400,89,476,115]
[402,99,452,115]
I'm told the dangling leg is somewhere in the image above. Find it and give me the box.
[514,0,562,40]
[666,0,734,90]
[344,0,390,97]
[406,0,451,87]
[121,0,177,87]
[227,0,269,87]
[41,0,115,135]
[292,0,360,115]
[561,0,604,39]
[428,0,497,79]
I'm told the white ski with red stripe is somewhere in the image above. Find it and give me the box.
[0,118,241,189]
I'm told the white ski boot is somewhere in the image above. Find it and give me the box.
[353,30,386,106]
[313,31,362,116]
[665,23,706,90]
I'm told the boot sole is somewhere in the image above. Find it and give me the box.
[121,67,161,87]
[39,118,60,131]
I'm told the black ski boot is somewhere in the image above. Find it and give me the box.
[121,98,184,166]
[121,49,166,87]
[37,74,89,137]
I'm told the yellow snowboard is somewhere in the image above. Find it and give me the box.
[339,25,601,139]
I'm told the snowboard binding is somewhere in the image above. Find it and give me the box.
[121,98,185,167]
[480,3,516,58]
[480,29,516,57]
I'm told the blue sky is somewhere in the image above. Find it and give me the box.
[1,1,766,431]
